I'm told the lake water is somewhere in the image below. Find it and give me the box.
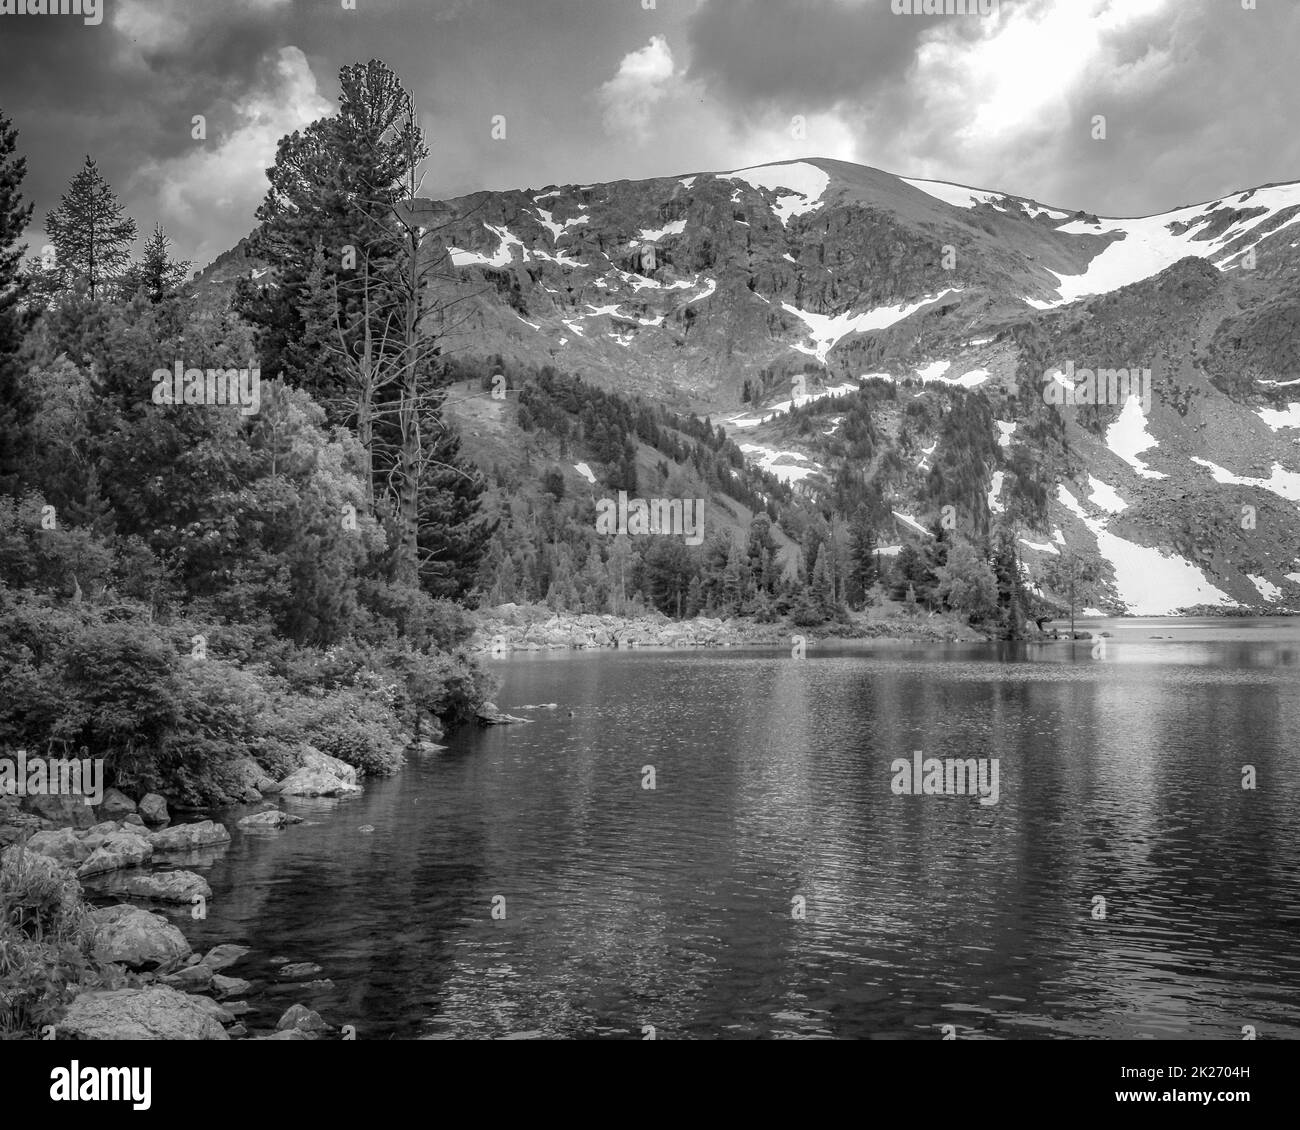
[171,618,1300,1039]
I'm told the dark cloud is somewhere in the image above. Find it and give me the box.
[2,0,1299,266]
[686,0,1020,113]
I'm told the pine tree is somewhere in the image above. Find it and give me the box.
[45,156,137,299]
[846,507,878,608]
[0,108,34,493]
[122,223,191,304]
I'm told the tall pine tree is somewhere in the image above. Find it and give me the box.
[45,156,137,299]
[0,108,34,494]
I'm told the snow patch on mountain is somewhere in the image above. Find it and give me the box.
[953,368,991,388]
[1087,474,1127,513]
[1020,537,1059,555]
[534,208,588,242]
[781,290,961,363]
[639,219,686,242]
[1107,397,1167,479]
[739,444,819,485]
[1257,403,1300,430]
[725,382,858,430]
[893,512,930,536]
[450,223,526,268]
[1038,182,1300,303]
[988,470,1006,514]
[1248,575,1283,602]
[1058,485,1232,614]
[719,162,831,226]
[1191,457,1300,502]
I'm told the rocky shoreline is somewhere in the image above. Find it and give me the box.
[469,602,988,653]
[0,748,369,1040]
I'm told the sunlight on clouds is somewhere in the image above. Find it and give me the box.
[897,0,1177,181]
[113,0,291,56]
[132,46,330,264]
[597,35,858,171]
[598,36,679,141]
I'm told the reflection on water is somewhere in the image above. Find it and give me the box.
[155,620,1300,1039]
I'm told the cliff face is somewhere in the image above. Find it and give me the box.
[221,158,1300,614]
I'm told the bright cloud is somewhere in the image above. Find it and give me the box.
[131,46,331,265]
[598,36,679,141]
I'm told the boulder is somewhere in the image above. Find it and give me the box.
[198,943,250,972]
[236,809,304,830]
[211,974,253,998]
[475,701,534,725]
[276,767,360,798]
[148,820,231,853]
[98,788,137,818]
[121,870,211,904]
[278,962,323,979]
[299,749,358,787]
[276,1003,332,1035]
[123,813,146,828]
[76,832,154,878]
[161,962,214,991]
[256,1029,312,1040]
[22,827,90,866]
[138,794,170,825]
[90,904,191,969]
[59,986,229,1040]
[20,792,98,830]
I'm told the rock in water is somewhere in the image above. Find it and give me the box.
[278,962,324,979]
[199,943,251,971]
[276,1003,333,1036]
[298,748,358,786]
[275,767,361,798]
[211,974,253,998]
[237,809,304,829]
[148,820,231,852]
[475,701,535,725]
[76,830,154,877]
[89,905,191,970]
[138,794,170,825]
[59,987,229,1040]
[121,869,211,903]
[161,962,214,991]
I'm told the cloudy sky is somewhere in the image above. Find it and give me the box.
[2,0,1297,268]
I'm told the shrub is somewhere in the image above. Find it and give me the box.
[0,849,94,1037]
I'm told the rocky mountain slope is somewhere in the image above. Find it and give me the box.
[224,157,1300,615]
